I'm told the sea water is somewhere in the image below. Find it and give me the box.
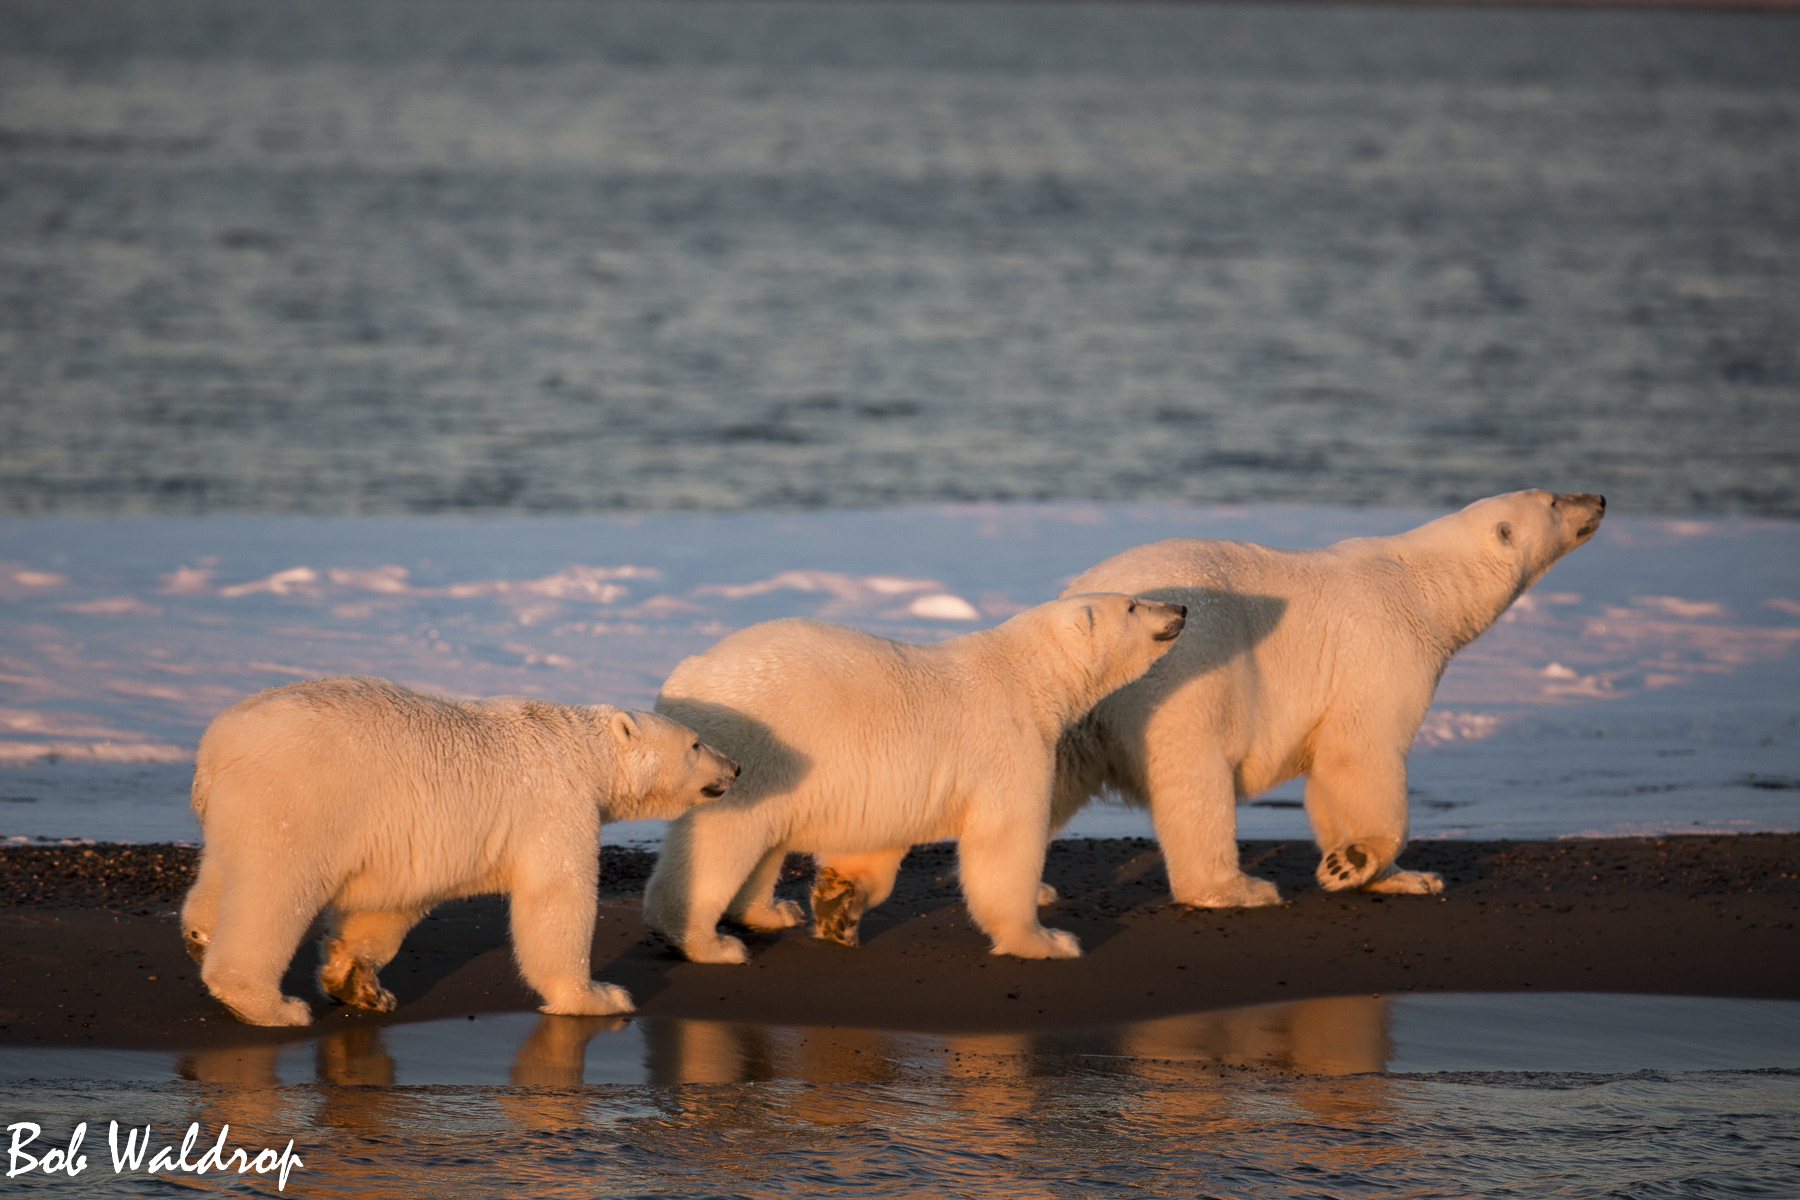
[2,0,1797,521]
[3,995,1798,1197]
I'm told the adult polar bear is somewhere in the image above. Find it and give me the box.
[181,677,738,1026]
[646,593,1187,963]
[1053,490,1606,907]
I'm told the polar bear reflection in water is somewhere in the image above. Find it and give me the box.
[174,994,1395,1092]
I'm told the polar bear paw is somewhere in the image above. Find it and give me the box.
[1036,882,1059,906]
[1175,873,1283,909]
[541,982,635,1017]
[991,926,1083,960]
[1362,867,1445,896]
[741,898,806,932]
[318,959,398,1012]
[225,994,313,1028]
[1318,843,1384,891]
[683,931,751,965]
[811,868,866,947]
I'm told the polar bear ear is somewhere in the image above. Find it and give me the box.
[1495,521,1514,547]
[610,710,640,745]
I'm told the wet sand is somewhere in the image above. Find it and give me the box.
[2,835,1794,1051]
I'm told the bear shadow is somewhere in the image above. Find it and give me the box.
[280,896,518,1015]
[1128,587,1289,694]
[652,698,815,796]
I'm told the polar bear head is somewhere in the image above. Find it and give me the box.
[1454,489,1606,594]
[1013,593,1187,718]
[599,709,740,822]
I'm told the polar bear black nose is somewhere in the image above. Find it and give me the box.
[733,764,742,778]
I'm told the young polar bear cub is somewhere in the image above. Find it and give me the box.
[180,676,738,1027]
[1053,490,1605,908]
[644,593,1187,963]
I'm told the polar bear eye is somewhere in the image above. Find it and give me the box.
[1496,522,1513,546]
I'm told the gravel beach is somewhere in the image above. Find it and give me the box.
[4,835,1795,1050]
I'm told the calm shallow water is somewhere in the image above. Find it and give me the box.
[2,994,1797,1196]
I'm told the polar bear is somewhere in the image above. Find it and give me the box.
[1054,491,1605,907]
[179,676,738,1027]
[644,593,1187,963]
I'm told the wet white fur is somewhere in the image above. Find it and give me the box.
[645,594,1186,963]
[180,676,736,1026]
[1055,490,1606,907]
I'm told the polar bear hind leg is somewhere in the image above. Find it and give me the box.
[197,866,325,1027]
[810,845,908,947]
[317,906,425,1012]
[724,846,804,932]
[1304,740,1442,894]
[1145,755,1281,908]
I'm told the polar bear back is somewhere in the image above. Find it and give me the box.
[192,679,618,897]
[659,620,989,850]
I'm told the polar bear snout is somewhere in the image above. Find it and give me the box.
[701,759,741,799]
[1146,601,1187,642]
[1555,492,1606,542]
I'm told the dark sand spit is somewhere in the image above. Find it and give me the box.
[2,835,1794,1051]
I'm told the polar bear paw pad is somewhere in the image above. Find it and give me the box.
[1318,844,1381,890]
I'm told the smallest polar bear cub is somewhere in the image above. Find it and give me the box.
[180,676,738,1027]
[644,593,1186,964]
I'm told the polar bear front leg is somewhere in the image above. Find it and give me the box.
[1304,741,1438,893]
[510,861,634,1016]
[957,803,1081,960]
[1144,756,1282,908]
[317,906,425,1012]
[643,805,776,964]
